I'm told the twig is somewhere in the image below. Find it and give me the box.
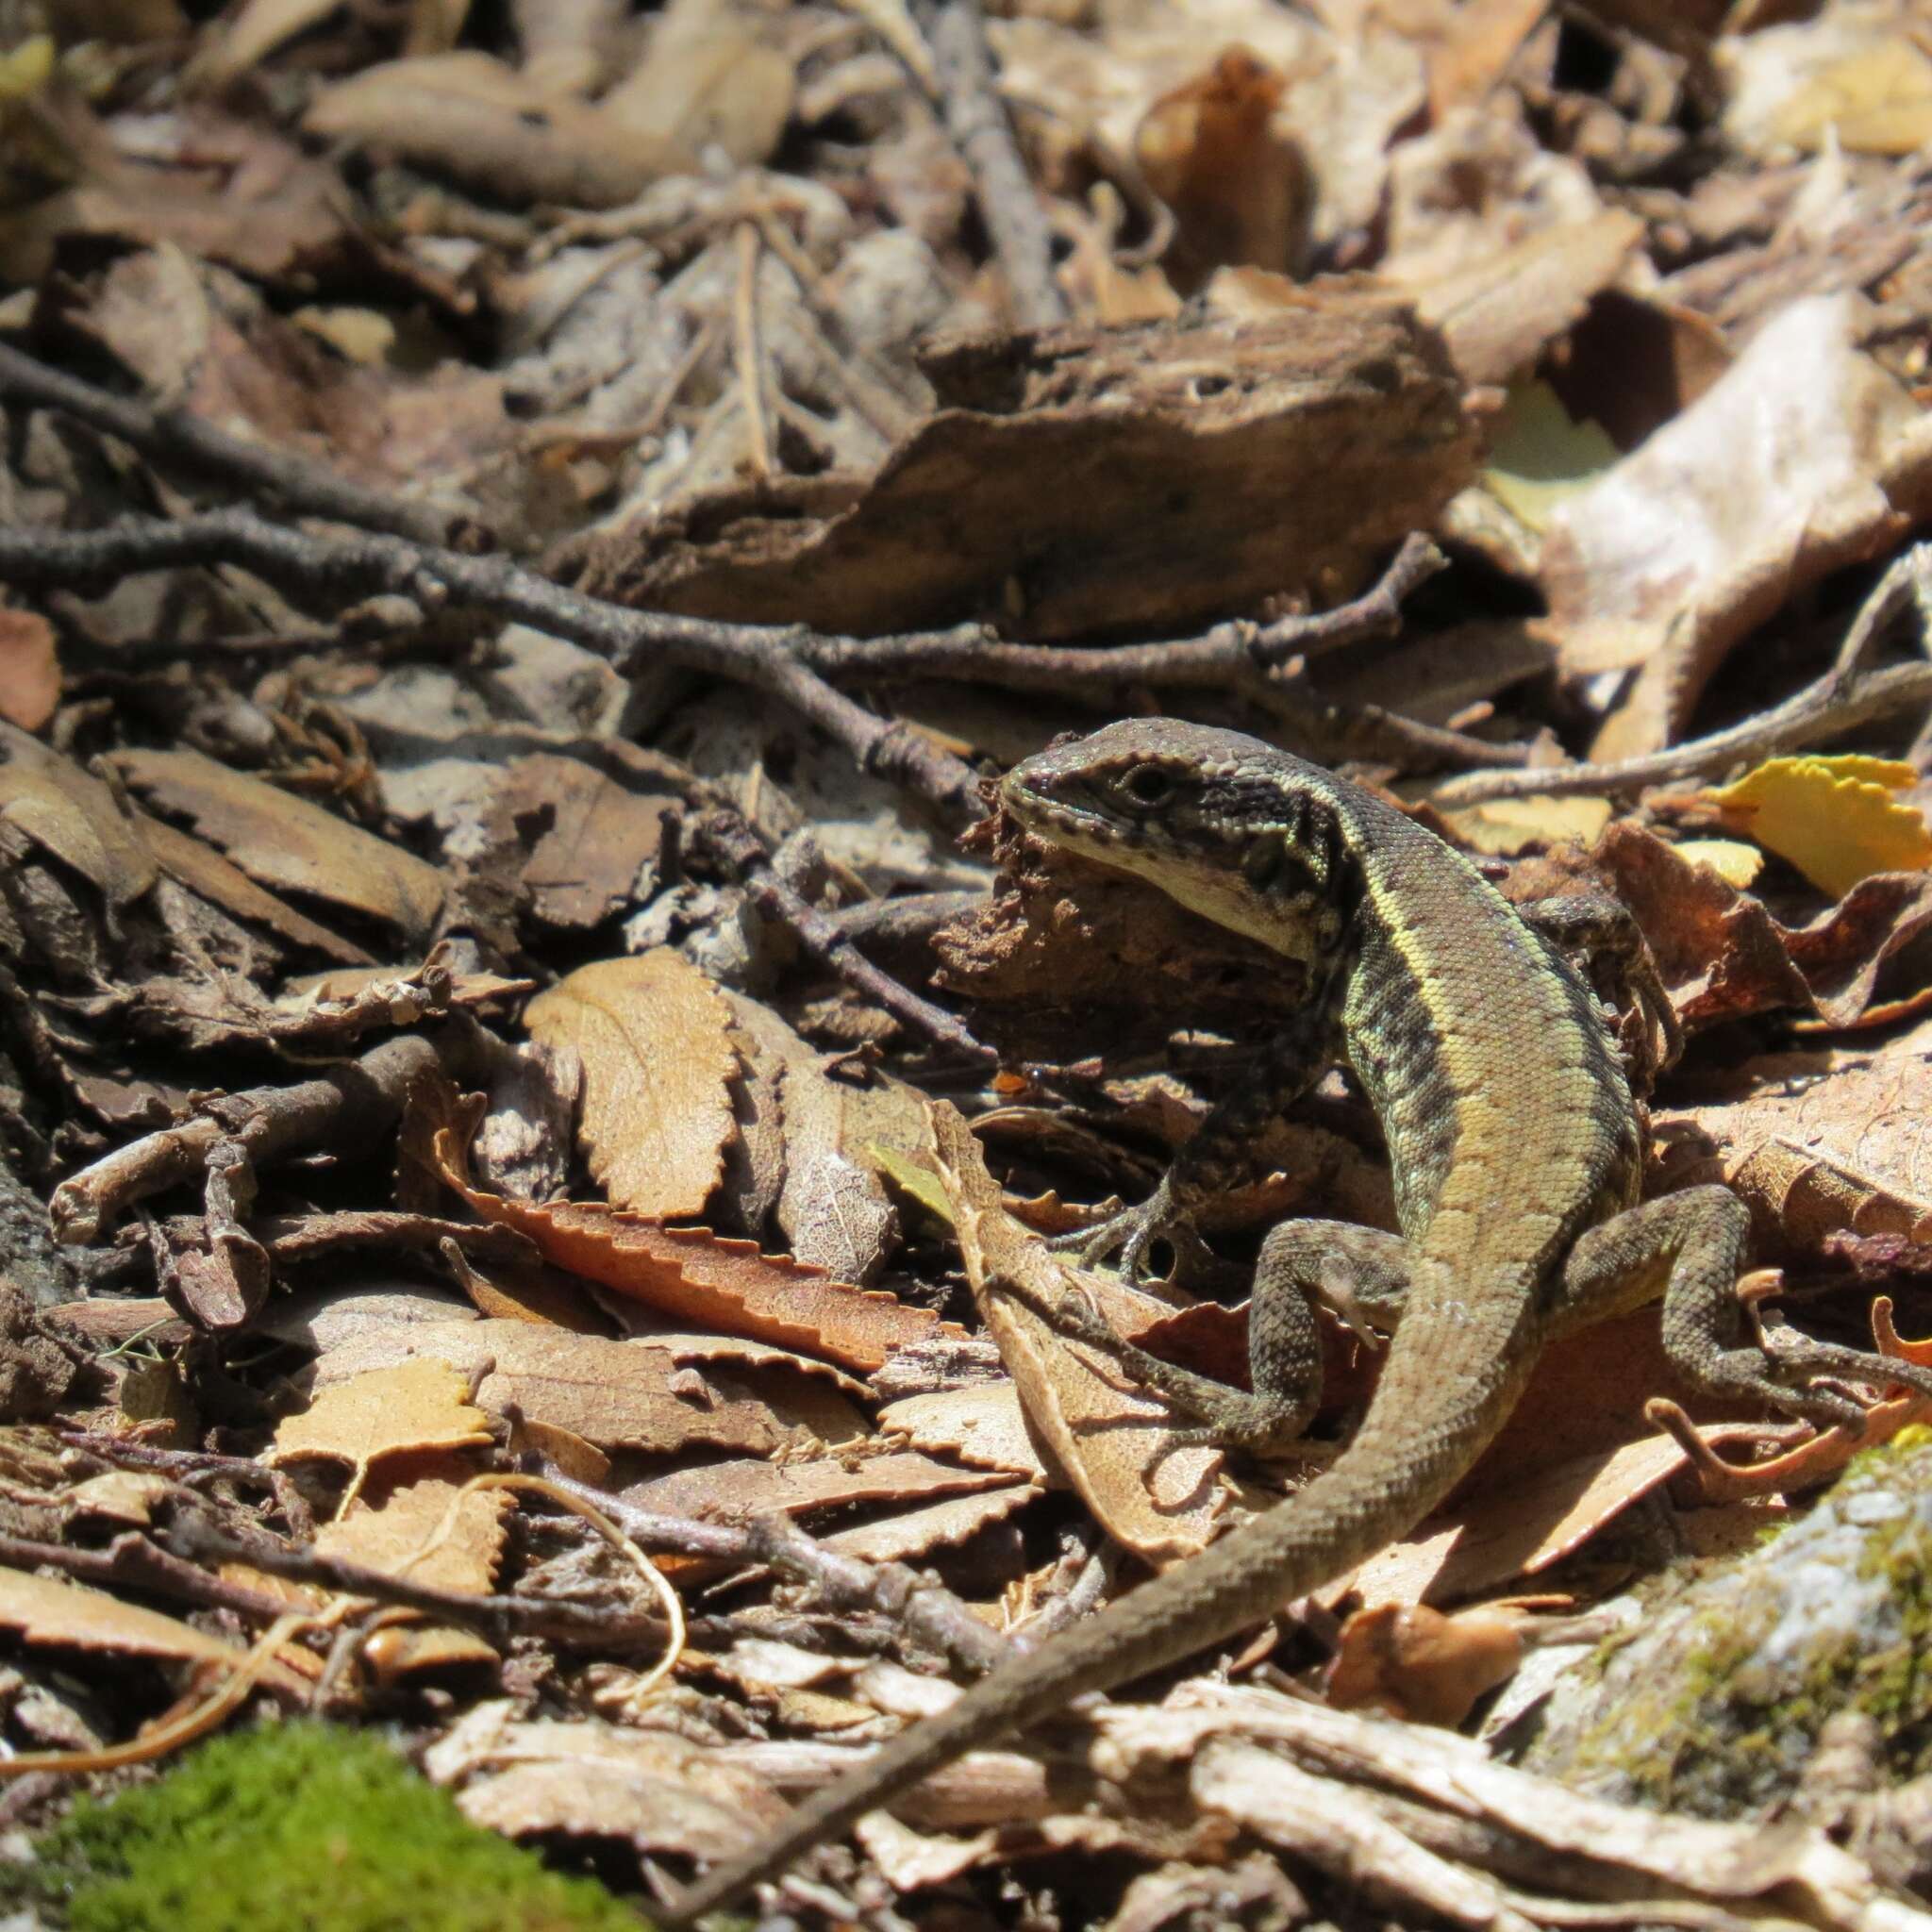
[0,1528,303,1627]
[0,340,472,548]
[542,1473,1014,1682]
[693,808,995,1063]
[0,507,983,824]
[926,0,1067,331]
[1428,543,1932,808]
[734,223,774,477]
[49,1031,456,1243]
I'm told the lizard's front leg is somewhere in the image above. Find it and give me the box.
[1554,1186,1932,1428]
[1058,994,1341,1288]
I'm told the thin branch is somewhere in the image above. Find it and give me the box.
[926,0,1067,331]
[0,340,472,548]
[0,508,984,824]
[1429,543,1932,808]
[693,808,995,1063]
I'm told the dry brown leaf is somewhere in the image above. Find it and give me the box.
[877,1382,1052,1481]
[626,1450,1019,1524]
[304,52,687,208]
[0,609,58,732]
[599,0,795,173]
[824,1484,1039,1565]
[499,757,675,931]
[1539,294,1932,759]
[929,1102,1234,1568]
[722,989,928,1284]
[270,1357,493,1502]
[111,749,446,943]
[300,1318,849,1456]
[133,810,374,966]
[425,1707,791,1863]
[0,723,157,909]
[0,1565,312,1696]
[525,954,739,1221]
[1656,1016,1932,1256]
[315,1465,510,1598]
[1135,46,1308,289]
[1325,1601,1527,1724]
[435,1124,962,1373]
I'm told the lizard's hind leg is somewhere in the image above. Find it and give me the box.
[1556,1185,1932,1431]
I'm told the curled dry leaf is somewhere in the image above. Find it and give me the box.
[110,748,446,944]
[433,1122,962,1373]
[1325,1601,1528,1725]
[525,953,739,1222]
[927,1101,1234,1568]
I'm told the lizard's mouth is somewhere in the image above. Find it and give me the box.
[1000,771,1136,857]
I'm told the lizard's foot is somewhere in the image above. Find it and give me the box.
[1048,1179,1229,1288]
[1705,1334,1932,1435]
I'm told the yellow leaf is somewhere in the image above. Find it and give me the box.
[1671,838,1763,889]
[1705,757,1932,898]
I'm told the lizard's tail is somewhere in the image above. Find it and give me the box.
[662,1339,1529,1925]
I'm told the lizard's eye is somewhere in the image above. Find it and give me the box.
[1120,765,1174,808]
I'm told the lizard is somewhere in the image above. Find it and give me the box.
[666,716,1930,1924]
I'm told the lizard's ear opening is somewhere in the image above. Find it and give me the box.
[1122,765,1175,808]
[1243,832,1287,889]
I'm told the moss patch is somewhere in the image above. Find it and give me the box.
[24,1720,644,1932]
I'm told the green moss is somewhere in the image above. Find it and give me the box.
[23,1720,645,1932]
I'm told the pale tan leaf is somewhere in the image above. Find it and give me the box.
[315,1467,510,1598]
[271,1357,492,1485]
[625,1450,1018,1522]
[425,1707,789,1863]
[823,1484,1038,1565]
[877,1382,1051,1480]
[525,953,738,1220]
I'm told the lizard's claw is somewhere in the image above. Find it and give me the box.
[1049,1179,1220,1287]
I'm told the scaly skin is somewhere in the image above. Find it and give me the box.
[666,719,1919,1925]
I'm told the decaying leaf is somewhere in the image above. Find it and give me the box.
[300,1317,859,1456]
[0,723,158,909]
[525,953,739,1221]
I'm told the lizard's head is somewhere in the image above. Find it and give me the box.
[1000,719,1357,963]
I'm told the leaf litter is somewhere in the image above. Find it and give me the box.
[6,0,1932,1927]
